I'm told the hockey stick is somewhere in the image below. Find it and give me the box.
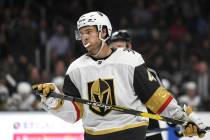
[147,127,210,138]
[33,90,210,131]
[147,128,169,133]
[146,128,169,137]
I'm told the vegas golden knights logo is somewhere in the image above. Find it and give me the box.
[88,78,115,116]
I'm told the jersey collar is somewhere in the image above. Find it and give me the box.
[88,48,117,61]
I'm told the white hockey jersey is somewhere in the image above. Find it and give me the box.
[61,48,153,135]
[45,48,197,137]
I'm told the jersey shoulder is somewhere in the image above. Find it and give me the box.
[115,48,145,67]
[66,54,88,74]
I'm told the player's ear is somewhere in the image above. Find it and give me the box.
[101,25,108,39]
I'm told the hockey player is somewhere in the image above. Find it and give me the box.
[32,11,206,140]
[110,29,132,49]
[110,29,163,140]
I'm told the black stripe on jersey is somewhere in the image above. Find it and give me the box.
[133,64,160,103]
[62,75,81,98]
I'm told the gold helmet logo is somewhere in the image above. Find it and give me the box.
[88,78,115,116]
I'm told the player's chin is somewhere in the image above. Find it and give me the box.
[87,49,98,56]
[86,47,93,54]
[85,46,92,52]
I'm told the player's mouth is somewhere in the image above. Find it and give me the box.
[84,43,90,48]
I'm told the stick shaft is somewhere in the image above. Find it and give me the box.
[35,91,210,131]
[47,92,184,124]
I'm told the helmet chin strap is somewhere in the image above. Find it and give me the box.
[92,32,108,58]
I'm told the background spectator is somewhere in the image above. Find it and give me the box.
[178,81,201,111]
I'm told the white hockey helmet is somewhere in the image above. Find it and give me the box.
[76,11,112,40]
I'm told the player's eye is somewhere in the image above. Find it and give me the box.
[86,29,93,34]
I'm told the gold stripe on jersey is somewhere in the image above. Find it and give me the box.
[145,86,173,114]
[84,121,149,135]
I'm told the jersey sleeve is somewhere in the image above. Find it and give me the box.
[56,74,83,123]
[133,64,174,114]
[62,75,81,98]
[50,100,83,123]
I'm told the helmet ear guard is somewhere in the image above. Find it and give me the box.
[75,30,81,40]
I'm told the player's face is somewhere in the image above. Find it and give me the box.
[79,26,102,55]
[111,41,127,48]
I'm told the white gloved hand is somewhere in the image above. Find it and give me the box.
[32,83,64,111]
[176,105,206,138]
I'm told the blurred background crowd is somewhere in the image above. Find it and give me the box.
[0,0,209,111]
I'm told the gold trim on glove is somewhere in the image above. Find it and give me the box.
[182,122,199,137]
[53,99,64,110]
